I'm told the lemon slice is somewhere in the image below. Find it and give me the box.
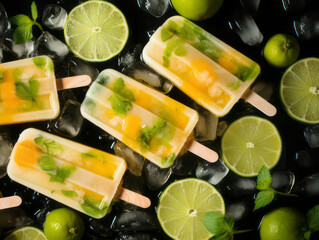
[280,57,319,124]
[64,1,129,62]
[5,227,47,240]
[157,178,225,240]
[221,116,282,177]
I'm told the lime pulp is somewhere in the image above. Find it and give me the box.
[5,227,47,240]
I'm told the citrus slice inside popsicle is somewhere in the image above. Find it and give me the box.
[280,57,319,124]
[157,178,225,240]
[221,116,282,177]
[64,1,129,62]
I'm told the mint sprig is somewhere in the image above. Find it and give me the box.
[9,1,43,44]
[254,166,297,211]
[204,212,252,240]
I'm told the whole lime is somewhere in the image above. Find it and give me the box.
[260,207,306,240]
[43,208,85,240]
[264,33,300,68]
[171,0,224,21]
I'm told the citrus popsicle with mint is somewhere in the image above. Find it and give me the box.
[221,116,282,177]
[280,57,319,124]
[157,178,225,240]
[64,1,129,62]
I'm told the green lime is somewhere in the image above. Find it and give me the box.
[64,1,129,62]
[263,33,300,68]
[280,57,319,124]
[221,116,282,177]
[260,207,306,240]
[157,178,225,240]
[171,0,224,21]
[5,227,47,240]
[43,208,84,240]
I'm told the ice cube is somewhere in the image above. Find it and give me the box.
[111,210,159,231]
[118,232,152,240]
[216,121,229,137]
[143,160,172,191]
[225,200,250,222]
[124,61,173,94]
[195,160,229,185]
[304,125,319,148]
[281,0,306,14]
[118,44,143,69]
[88,217,113,238]
[293,12,319,40]
[0,3,10,38]
[0,208,34,230]
[0,129,13,179]
[271,170,295,193]
[172,152,199,176]
[193,103,218,141]
[295,150,315,169]
[293,172,319,197]
[114,142,145,176]
[33,31,69,61]
[42,4,68,30]
[252,80,274,101]
[240,0,260,16]
[221,173,257,198]
[68,56,99,81]
[52,100,84,138]
[228,10,263,46]
[137,0,170,18]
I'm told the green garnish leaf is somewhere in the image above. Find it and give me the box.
[9,1,42,44]
[161,28,173,42]
[83,98,96,114]
[61,190,78,198]
[306,204,319,232]
[81,195,108,218]
[49,164,76,183]
[162,39,186,68]
[96,74,110,85]
[108,93,132,116]
[34,136,63,156]
[33,56,54,72]
[31,1,38,21]
[163,55,169,68]
[113,77,135,101]
[256,166,272,190]
[254,190,274,211]
[38,155,56,171]
[174,45,187,56]
[204,212,234,239]
[0,72,4,83]
[81,151,106,163]
[14,78,39,105]
[161,153,176,166]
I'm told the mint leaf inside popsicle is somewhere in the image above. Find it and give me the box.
[49,165,76,183]
[81,195,108,218]
[15,78,40,107]
[61,190,78,198]
[38,155,56,171]
[34,136,63,156]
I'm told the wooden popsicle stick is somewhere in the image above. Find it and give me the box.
[242,89,277,117]
[185,140,219,163]
[0,196,22,210]
[118,188,151,208]
[56,75,92,91]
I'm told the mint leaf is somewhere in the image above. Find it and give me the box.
[96,74,110,85]
[31,1,38,21]
[9,14,32,26]
[306,204,319,232]
[38,155,56,171]
[49,165,76,183]
[29,78,40,99]
[13,24,33,45]
[61,190,78,198]
[254,190,274,211]
[34,136,63,156]
[161,153,176,166]
[108,93,132,116]
[15,81,34,101]
[204,212,233,237]
[174,45,187,56]
[81,195,108,218]
[0,72,3,83]
[113,77,125,92]
[161,28,173,42]
[33,56,54,72]
[81,151,106,163]
[256,166,272,190]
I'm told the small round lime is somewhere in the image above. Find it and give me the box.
[43,208,85,240]
[263,34,300,68]
[171,0,224,21]
[260,207,306,240]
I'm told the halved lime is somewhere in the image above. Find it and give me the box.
[64,1,129,62]
[280,57,319,124]
[5,226,47,240]
[157,178,225,240]
[221,116,281,177]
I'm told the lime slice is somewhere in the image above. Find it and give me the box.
[157,178,225,240]
[280,57,319,124]
[64,1,129,62]
[5,227,47,240]
[221,116,281,177]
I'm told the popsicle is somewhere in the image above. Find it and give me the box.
[0,56,91,125]
[7,128,150,219]
[81,69,218,168]
[142,16,276,117]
